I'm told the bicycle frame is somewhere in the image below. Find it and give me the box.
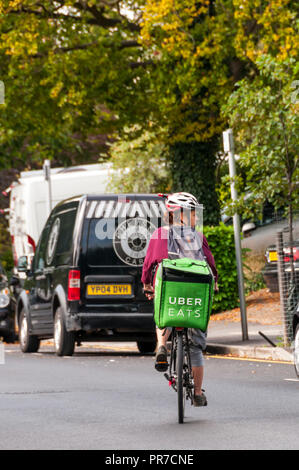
[164,327,194,422]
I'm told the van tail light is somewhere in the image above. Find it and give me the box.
[27,235,36,253]
[68,270,81,301]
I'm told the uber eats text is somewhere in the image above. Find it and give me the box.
[167,297,202,318]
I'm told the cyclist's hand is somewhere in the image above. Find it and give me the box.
[214,282,219,293]
[143,284,154,300]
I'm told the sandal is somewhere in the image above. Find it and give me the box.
[155,346,168,372]
[193,391,208,407]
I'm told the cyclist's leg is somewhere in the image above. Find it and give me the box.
[155,327,171,371]
[192,366,204,394]
[156,326,171,348]
[188,329,207,398]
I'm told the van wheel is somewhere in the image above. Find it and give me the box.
[137,340,157,354]
[19,310,40,353]
[54,307,75,357]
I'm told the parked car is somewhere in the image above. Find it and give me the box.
[16,194,166,356]
[292,302,299,378]
[223,198,299,254]
[262,241,299,292]
[0,263,20,343]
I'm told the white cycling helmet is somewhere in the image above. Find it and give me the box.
[163,192,200,211]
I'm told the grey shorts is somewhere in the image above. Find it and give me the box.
[188,328,206,367]
[166,327,206,367]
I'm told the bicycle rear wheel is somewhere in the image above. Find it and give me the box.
[176,331,185,424]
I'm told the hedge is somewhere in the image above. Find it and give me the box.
[204,223,239,313]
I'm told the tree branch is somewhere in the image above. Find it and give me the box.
[129,60,155,69]
[9,2,141,32]
[74,1,141,32]
[30,39,141,58]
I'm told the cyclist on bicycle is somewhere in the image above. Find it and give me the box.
[141,192,218,407]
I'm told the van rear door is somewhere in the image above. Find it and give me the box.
[80,195,165,306]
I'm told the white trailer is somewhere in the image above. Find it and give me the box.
[8,163,111,266]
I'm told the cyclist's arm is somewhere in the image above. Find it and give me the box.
[141,227,168,286]
[202,235,218,283]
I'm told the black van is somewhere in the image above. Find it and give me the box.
[16,194,165,356]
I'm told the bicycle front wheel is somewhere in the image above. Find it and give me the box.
[176,332,185,424]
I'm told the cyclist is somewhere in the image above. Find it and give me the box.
[142,192,218,407]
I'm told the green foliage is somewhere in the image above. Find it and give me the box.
[108,127,172,193]
[171,139,221,225]
[0,248,13,276]
[141,0,298,230]
[205,223,239,313]
[0,0,297,218]
[141,0,238,142]
[0,216,13,275]
[222,56,299,232]
[244,271,266,296]
[242,252,266,295]
[0,0,150,167]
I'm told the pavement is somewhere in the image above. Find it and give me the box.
[79,321,294,362]
[205,318,294,362]
[45,319,293,363]
[2,320,294,364]
[90,311,294,363]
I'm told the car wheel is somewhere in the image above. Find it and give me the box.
[54,307,75,357]
[294,323,299,378]
[137,340,157,354]
[19,309,40,353]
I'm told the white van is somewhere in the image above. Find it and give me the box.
[8,163,111,266]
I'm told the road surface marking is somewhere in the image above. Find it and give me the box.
[207,354,292,365]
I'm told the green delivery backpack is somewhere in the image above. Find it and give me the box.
[154,257,214,331]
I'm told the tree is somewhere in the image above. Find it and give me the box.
[223,55,298,293]
[140,0,298,225]
[0,0,149,168]
[0,0,297,229]
[220,0,298,239]
[108,126,172,193]
[141,0,243,224]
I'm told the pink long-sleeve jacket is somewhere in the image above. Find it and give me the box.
[141,226,218,286]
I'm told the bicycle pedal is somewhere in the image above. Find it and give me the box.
[155,361,168,372]
[164,373,175,387]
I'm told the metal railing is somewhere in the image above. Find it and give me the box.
[277,230,299,346]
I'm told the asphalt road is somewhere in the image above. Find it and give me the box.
[0,342,299,450]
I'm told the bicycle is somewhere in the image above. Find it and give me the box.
[164,327,194,424]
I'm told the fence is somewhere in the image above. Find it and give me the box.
[277,230,299,346]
